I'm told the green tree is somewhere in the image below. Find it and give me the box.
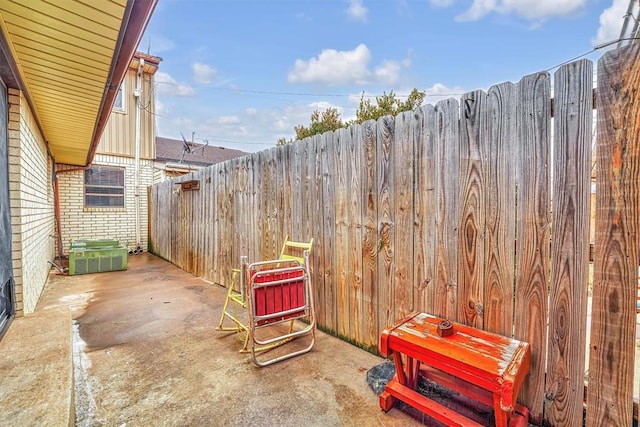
[355,89,426,123]
[276,137,293,146]
[293,107,344,140]
[277,88,426,145]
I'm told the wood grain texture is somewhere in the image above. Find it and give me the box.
[212,163,221,285]
[265,147,279,260]
[205,165,216,281]
[416,105,436,314]
[277,144,289,257]
[586,43,640,427]
[458,90,488,329]
[434,99,460,321]
[310,135,325,327]
[484,82,516,336]
[361,119,379,348]
[334,127,350,338]
[246,154,258,263]
[299,138,311,248]
[349,124,364,342]
[545,59,593,427]
[394,110,416,319]
[292,140,303,242]
[321,131,337,333]
[377,115,395,333]
[513,71,551,424]
[220,163,232,287]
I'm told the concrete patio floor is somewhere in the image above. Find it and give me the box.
[1,253,424,426]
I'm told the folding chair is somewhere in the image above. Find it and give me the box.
[216,236,314,361]
[246,249,315,366]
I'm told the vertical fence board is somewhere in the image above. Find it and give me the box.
[321,131,337,333]
[394,110,416,319]
[434,99,460,321]
[334,128,350,338]
[361,119,379,349]
[545,59,593,427]
[300,139,311,244]
[292,141,303,241]
[277,145,288,255]
[264,148,278,260]
[377,115,395,333]
[204,166,214,282]
[212,163,221,285]
[199,169,205,276]
[458,90,488,329]
[416,105,436,314]
[586,43,640,427]
[311,135,326,327]
[514,71,551,424]
[221,164,232,287]
[485,82,517,336]
[349,124,364,342]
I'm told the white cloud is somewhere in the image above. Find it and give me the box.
[593,0,630,47]
[155,72,195,96]
[347,0,368,22]
[192,62,218,84]
[374,60,403,85]
[245,108,257,116]
[288,44,411,86]
[218,115,240,125]
[449,0,586,22]
[288,44,372,86]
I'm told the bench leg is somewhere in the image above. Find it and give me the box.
[493,393,511,427]
[380,390,396,412]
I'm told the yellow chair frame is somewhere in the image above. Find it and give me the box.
[216,236,313,354]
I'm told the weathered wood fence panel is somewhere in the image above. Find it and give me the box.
[545,59,593,427]
[376,116,395,337]
[434,99,460,321]
[393,110,416,321]
[485,82,516,337]
[361,120,379,350]
[148,47,639,425]
[458,90,488,329]
[513,70,552,424]
[586,43,640,427]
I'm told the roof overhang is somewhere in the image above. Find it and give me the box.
[0,0,157,166]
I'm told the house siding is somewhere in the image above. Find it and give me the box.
[97,66,155,159]
[57,154,153,252]
[56,57,157,255]
[7,88,55,316]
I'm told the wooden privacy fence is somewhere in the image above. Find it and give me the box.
[149,44,639,426]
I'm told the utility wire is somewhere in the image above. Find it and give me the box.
[545,36,640,72]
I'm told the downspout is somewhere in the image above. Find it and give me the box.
[133,58,143,251]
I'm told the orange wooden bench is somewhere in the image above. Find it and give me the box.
[379,312,530,426]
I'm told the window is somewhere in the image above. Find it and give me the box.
[84,166,125,207]
[113,82,125,112]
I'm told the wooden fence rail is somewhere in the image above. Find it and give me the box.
[149,44,639,426]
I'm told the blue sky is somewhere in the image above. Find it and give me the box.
[140,0,633,153]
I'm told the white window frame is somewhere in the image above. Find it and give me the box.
[112,81,125,113]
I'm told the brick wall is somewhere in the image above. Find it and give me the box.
[7,88,56,316]
[57,154,153,252]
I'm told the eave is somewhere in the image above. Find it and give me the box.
[0,0,157,166]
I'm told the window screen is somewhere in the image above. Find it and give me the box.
[113,82,125,111]
[84,166,125,207]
